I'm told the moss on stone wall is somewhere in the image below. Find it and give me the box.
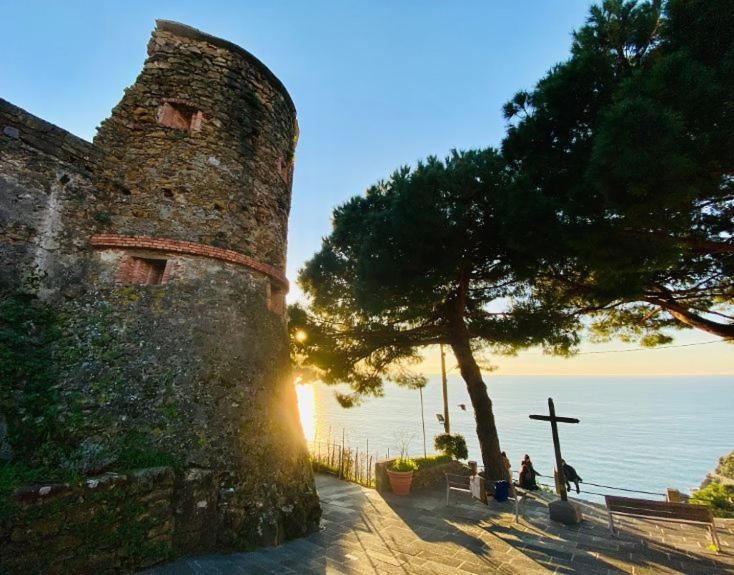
[0,294,178,478]
[0,294,69,466]
[1,19,321,568]
[0,463,72,521]
[1,467,176,574]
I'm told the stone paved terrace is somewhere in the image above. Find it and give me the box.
[142,474,734,574]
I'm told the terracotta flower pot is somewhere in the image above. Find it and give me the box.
[387,469,414,495]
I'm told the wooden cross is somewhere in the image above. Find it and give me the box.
[529,398,580,501]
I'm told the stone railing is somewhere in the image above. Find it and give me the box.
[0,466,218,574]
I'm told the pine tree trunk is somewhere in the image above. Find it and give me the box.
[446,270,505,480]
[448,335,504,481]
[447,269,505,481]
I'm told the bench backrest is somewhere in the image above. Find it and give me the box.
[605,495,713,523]
[445,473,474,488]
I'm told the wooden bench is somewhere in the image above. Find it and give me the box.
[605,495,721,551]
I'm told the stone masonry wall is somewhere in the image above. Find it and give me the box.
[0,466,222,575]
[0,19,320,573]
[411,461,470,491]
[375,459,470,493]
[93,20,297,270]
[0,98,104,301]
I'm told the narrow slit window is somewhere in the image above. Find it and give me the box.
[266,282,286,315]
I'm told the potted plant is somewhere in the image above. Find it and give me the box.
[387,456,418,495]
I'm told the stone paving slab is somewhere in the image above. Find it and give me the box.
[142,474,734,574]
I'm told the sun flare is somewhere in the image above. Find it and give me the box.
[295,379,316,443]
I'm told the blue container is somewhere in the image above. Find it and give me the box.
[494,480,509,502]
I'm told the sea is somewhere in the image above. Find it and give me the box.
[297,375,734,502]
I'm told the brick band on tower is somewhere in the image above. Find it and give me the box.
[90,234,289,289]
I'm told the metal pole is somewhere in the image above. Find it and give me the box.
[420,387,427,458]
[440,344,450,434]
[548,398,568,501]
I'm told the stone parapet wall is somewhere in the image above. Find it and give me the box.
[0,467,183,574]
[375,459,470,493]
[0,103,104,300]
[0,466,257,574]
[0,98,101,171]
[412,461,470,491]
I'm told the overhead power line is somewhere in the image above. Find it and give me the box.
[445,337,732,371]
[568,337,733,355]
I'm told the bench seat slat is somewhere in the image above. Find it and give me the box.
[606,495,705,512]
[607,502,712,521]
[605,495,712,523]
[608,511,717,527]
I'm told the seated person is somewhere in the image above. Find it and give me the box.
[518,454,540,490]
[562,459,583,494]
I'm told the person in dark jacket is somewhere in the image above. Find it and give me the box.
[518,454,540,490]
[562,459,582,494]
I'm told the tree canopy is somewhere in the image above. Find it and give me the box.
[292,0,733,478]
[293,150,579,479]
[501,0,734,341]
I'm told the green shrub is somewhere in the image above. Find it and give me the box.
[691,482,734,518]
[390,457,418,472]
[434,433,468,460]
[414,454,452,470]
[717,450,734,480]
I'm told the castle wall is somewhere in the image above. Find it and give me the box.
[57,246,319,543]
[0,21,319,572]
[0,98,102,300]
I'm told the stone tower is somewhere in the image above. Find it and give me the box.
[0,20,319,566]
[94,20,295,308]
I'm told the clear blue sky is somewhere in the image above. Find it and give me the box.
[2,0,594,291]
[4,1,731,374]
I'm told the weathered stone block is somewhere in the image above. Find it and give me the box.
[549,499,584,524]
